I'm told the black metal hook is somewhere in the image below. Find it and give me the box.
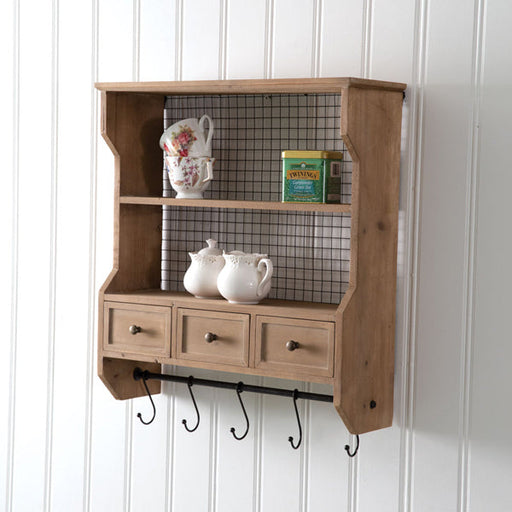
[230,382,249,441]
[136,370,157,425]
[288,389,302,450]
[182,376,200,433]
[344,434,360,457]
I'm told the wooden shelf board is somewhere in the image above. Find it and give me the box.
[119,196,351,213]
[95,77,406,95]
[104,289,339,322]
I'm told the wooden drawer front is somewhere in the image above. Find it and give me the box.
[255,316,334,378]
[104,302,171,357]
[176,309,250,367]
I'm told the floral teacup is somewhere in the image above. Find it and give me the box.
[165,156,215,199]
[160,115,214,158]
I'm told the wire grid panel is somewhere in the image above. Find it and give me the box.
[162,93,352,203]
[161,207,351,305]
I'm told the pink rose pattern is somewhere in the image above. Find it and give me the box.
[168,125,197,157]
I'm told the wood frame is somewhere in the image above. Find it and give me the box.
[96,77,406,435]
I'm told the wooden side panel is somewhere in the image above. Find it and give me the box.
[98,357,161,400]
[334,87,403,434]
[101,91,164,197]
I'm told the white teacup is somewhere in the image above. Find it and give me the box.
[165,156,215,199]
[160,114,214,158]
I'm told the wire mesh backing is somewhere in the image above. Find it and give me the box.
[161,207,350,304]
[161,93,352,304]
[163,93,352,202]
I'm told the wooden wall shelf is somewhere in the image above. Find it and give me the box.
[96,77,406,435]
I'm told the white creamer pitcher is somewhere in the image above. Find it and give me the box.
[217,252,273,305]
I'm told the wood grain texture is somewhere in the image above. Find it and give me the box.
[334,86,403,434]
[96,77,406,94]
[175,308,250,367]
[96,78,404,433]
[254,316,334,378]
[120,196,352,213]
[103,302,172,357]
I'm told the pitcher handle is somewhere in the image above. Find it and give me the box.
[257,258,273,297]
[199,114,214,153]
[201,158,214,184]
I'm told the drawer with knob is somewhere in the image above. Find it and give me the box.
[103,302,171,357]
[254,316,334,378]
[176,308,250,367]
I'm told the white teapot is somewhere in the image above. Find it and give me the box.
[217,251,273,304]
[183,240,224,298]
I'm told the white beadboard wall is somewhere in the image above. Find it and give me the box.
[1,0,511,511]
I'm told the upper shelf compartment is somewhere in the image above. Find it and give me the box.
[96,78,406,203]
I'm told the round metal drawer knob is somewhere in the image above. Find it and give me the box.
[286,340,299,351]
[129,325,142,335]
[205,332,217,343]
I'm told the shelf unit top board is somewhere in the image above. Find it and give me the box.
[95,77,406,95]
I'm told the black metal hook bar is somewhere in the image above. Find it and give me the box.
[182,376,200,433]
[230,382,250,441]
[344,434,360,458]
[135,371,157,425]
[133,369,333,403]
[288,389,302,450]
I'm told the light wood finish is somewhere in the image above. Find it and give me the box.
[175,308,250,367]
[254,316,334,378]
[120,196,351,213]
[334,86,403,433]
[103,302,171,357]
[95,77,406,94]
[105,290,338,322]
[96,77,405,435]
[98,357,161,400]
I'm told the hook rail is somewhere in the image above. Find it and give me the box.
[133,368,334,403]
[134,368,361,457]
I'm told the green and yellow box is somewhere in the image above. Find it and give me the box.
[282,151,343,203]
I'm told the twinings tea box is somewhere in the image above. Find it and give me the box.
[282,151,343,203]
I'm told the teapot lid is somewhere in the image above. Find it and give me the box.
[197,239,222,256]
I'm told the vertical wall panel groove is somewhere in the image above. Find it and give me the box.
[399,0,429,510]
[83,0,99,508]
[458,1,486,511]
[175,0,183,80]
[125,2,140,509]
[133,0,140,81]
[311,0,322,78]
[43,0,59,509]
[264,0,274,78]
[301,383,311,512]
[6,0,21,510]
[164,380,176,512]
[219,0,228,80]
[252,386,263,512]
[209,390,219,512]
[361,0,373,77]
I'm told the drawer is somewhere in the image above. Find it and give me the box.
[103,302,171,357]
[255,316,334,378]
[176,308,250,367]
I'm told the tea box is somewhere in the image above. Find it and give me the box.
[282,151,343,203]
